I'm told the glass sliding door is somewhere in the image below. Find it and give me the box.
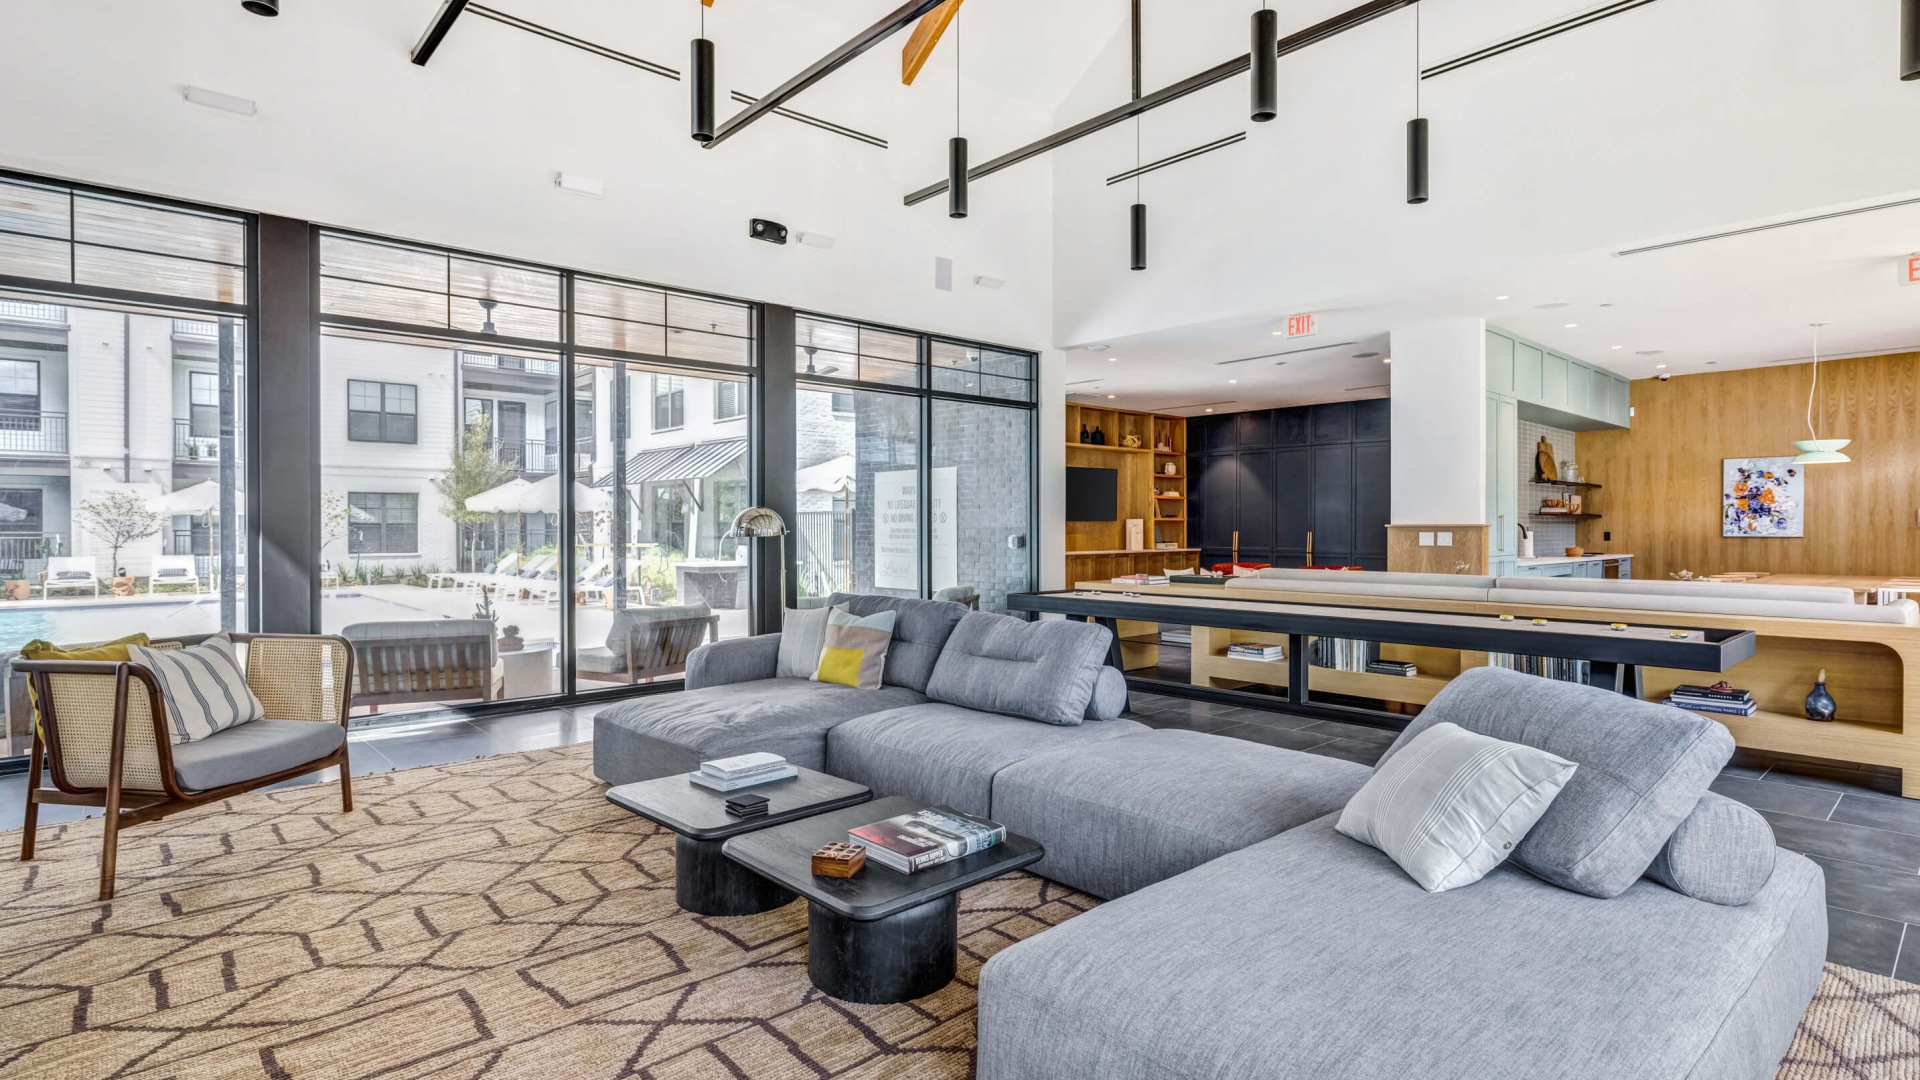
[794,384,921,601]
[930,398,1032,613]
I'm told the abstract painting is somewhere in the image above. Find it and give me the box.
[1723,457,1804,538]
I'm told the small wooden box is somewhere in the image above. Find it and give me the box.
[811,842,866,878]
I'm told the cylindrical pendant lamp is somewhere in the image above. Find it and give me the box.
[690,38,715,143]
[1130,203,1148,271]
[1406,117,1430,205]
[1251,8,1278,122]
[949,137,969,219]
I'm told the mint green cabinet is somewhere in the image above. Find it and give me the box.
[1540,351,1567,409]
[1514,343,1542,400]
[1567,360,1591,416]
[1486,332,1515,396]
[1485,326,1628,430]
[1486,394,1518,559]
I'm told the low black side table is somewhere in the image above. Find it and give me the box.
[722,796,1043,1004]
[606,768,871,917]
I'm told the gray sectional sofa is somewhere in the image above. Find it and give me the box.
[592,592,1825,1080]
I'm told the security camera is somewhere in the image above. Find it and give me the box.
[1656,373,1672,382]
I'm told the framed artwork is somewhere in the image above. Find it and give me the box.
[1723,457,1803,538]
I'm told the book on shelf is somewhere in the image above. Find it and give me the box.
[1664,697,1758,717]
[1488,653,1591,684]
[848,805,1006,874]
[1308,636,1376,673]
[1159,628,1193,646]
[689,765,798,792]
[1365,660,1419,677]
[1227,643,1286,661]
[1111,574,1170,586]
[1671,684,1753,704]
[700,752,789,780]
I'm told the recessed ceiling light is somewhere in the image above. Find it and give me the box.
[1353,352,1380,359]
[1204,407,1214,413]
[1655,363,1668,369]
[1610,345,1624,350]
[1271,330,1285,336]
[1564,323,1579,329]
[1228,378,1238,384]
[1495,295,1511,301]
[1106,356,1117,362]
[1535,301,1572,310]
[1706,361,1718,365]
[1086,344,1110,352]
[1107,394,1116,399]
[1382,357,1392,363]
[1635,349,1665,356]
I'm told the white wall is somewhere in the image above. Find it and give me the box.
[1388,318,1485,524]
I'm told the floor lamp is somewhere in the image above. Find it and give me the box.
[727,506,789,614]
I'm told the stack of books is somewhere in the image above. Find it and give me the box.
[1488,653,1591,684]
[1308,636,1376,672]
[1227,641,1286,663]
[1111,573,1170,586]
[1664,684,1757,716]
[1366,660,1419,677]
[690,752,797,792]
[848,805,1006,874]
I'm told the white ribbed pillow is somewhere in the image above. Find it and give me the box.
[1337,721,1577,893]
[128,635,264,744]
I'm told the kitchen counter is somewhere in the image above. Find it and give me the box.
[1517,554,1633,567]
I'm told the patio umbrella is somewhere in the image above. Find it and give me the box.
[518,473,611,515]
[152,480,222,517]
[466,477,536,565]
[0,500,27,523]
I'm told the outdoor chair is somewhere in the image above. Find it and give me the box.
[455,552,520,594]
[16,633,354,901]
[342,618,502,712]
[147,555,201,594]
[933,585,982,610]
[551,558,612,607]
[498,554,556,601]
[577,604,719,685]
[42,557,100,598]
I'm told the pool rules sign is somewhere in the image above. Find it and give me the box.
[873,468,958,592]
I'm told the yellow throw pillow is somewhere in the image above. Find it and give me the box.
[21,632,152,663]
[815,645,867,688]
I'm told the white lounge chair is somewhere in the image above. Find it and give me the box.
[456,552,521,594]
[552,559,612,607]
[42,557,101,598]
[499,554,557,602]
[148,555,201,594]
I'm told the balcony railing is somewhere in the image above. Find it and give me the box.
[461,351,561,376]
[0,411,67,455]
[496,439,558,474]
[172,318,219,338]
[0,533,63,579]
[0,301,66,324]
[174,418,222,461]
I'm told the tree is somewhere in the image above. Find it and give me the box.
[74,491,163,577]
[320,491,351,568]
[434,419,520,572]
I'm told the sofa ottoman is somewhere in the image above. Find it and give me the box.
[826,703,1150,817]
[977,815,1826,1080]
[593,678,926,785]
[990,728,1372,899]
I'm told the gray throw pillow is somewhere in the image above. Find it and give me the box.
[1645,792,1777,906]
[1084,666,1128,721]
[1338,722,1577,893]
[1380,666,1734,899]
[776,605,831,680]
[924,611,1110,726]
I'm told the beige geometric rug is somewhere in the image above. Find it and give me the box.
[0,743,1909,1080]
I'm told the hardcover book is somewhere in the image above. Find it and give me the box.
[848,805,1007,874]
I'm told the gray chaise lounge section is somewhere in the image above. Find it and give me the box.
[977,816,1825,1080]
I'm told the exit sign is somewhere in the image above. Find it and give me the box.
[1285,312,1318,338]
[1903,255,1920,286]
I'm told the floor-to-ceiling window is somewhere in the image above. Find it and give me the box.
[568,276,755,693]
[0,175,252,756]
[792,315,1036,612]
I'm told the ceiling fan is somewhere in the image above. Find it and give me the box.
[802,346,840,377]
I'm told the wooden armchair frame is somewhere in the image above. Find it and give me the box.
[15,633,355,900]
[579,612,721,686]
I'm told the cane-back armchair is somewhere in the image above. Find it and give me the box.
[16,634,355,900]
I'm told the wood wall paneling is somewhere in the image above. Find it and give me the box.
[1386,524,1490,574]
[1574,353,1920,580]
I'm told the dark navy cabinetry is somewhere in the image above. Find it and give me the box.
[1188,399,1390,571]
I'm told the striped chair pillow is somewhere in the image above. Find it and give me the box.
[128,635,265,744]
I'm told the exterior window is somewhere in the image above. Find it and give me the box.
[714,380,746,421]
[347,492,418,554]
[830,392,855,415]
[189,371,220,438]
[0,488,43,535]
[574,398,595,461]
[0,359,39,421]
[652,375,684,431]
[348,379,417,444]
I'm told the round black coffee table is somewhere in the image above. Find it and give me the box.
[605,767,871,917]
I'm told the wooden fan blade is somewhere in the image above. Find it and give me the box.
[902,0,964,86]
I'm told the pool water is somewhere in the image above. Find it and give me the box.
[0,597,228,653]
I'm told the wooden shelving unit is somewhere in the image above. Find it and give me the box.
[1066,405,1192,583]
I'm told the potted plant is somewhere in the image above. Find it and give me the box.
[112,566,136,597]
[498,623,523,652]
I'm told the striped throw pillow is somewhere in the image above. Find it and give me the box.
[1337,721,1577,893]
[128,635,265,745]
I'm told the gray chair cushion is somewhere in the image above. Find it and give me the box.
[977,816,1826,1080]
[1085,666,1127,722]
[1647,791,1777,906]
[1382,666,1734,899]
[575,646,625,674]
[591,677,925,785]
[826,703,1148,817]
[924,611,1111,726]
[825,593,967,693]
[170,719,345,791]
[991,729,1370,899]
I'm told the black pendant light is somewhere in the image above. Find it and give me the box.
[1406,5,1429,204]
[1130,117,1147,271]
[1905,0,1920,80]
[691,4,715,143]
[949,14,969,218]
[241,0,278,14]
[1251,5,1278,122]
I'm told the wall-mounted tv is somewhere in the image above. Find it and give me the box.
[1066,466,1119,522]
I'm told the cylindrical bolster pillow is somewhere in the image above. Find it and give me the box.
[1084,666,1128,722]
[1645,792,1776,906]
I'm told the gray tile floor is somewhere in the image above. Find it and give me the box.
[3,689,1914,983]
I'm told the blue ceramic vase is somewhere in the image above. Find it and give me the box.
[1804,669,1837,723]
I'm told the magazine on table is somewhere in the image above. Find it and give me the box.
[848,805,1007,873]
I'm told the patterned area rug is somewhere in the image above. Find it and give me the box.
[0,743,1911,1080]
